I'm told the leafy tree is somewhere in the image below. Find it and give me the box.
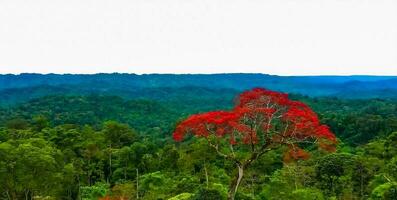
[371,182,397,200]
[173,88,336,199]
[5,118,29,130]
[385,132,397,159]
[352,157,374,198]
[32,115,50,131]
[139,171,173,199]
[58,163,80,200]
[386,157,397,181]
[102,121,136,183]
[80,182,109,200]
[193,188,224,200]
[291,188,325,200]
[315,153,356,198]
[103,121,136,148]
[110,182,137,200]
[0,138,63,199]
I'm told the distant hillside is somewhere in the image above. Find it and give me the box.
[0,96,179,132]
[0,73,396,106]
[0,85,238,108]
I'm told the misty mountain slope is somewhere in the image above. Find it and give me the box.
[0,84,239,107]
[1,73,396,90]
[0,73,397,106]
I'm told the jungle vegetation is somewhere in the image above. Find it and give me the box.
[1,74,397,200]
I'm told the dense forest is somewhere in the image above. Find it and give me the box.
[1,74,397,200]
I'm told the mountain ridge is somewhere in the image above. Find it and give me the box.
[1,73,396,106]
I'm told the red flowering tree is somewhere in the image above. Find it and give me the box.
[173,88,336,200]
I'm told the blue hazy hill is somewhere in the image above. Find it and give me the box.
[0,73,396,105]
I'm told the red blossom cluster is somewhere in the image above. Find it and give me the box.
[173,88,337,159]
[283,147,311,163]
[173,111,239,142]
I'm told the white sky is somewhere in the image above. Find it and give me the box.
[0,0,396,75]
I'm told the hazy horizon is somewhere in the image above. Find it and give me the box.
[1,72,397,77]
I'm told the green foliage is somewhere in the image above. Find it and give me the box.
[80,182,109,200]
[0,96,179,133]
[0,138,64,199]
[110,182,137,199]
[315,153,356,197]
[5,118,29,130]
[291,188,325,200]
[139,171,175,199]
[1,83,397,199]
[193,188,224,200]
[103,121,136,148]
[386,157,397,181]
[370,182,397,200]
[168,193,194,200]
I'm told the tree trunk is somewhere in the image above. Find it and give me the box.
[136,168,139,199]
[204,163,209,188]
[124,153,129,180]
[78,177,81,200]
[5,191,11,200]
[24,189,30,200]
[10,191,17,200]
[107,144,112,184]
[87,158,92,186]
[228,164,244,200]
